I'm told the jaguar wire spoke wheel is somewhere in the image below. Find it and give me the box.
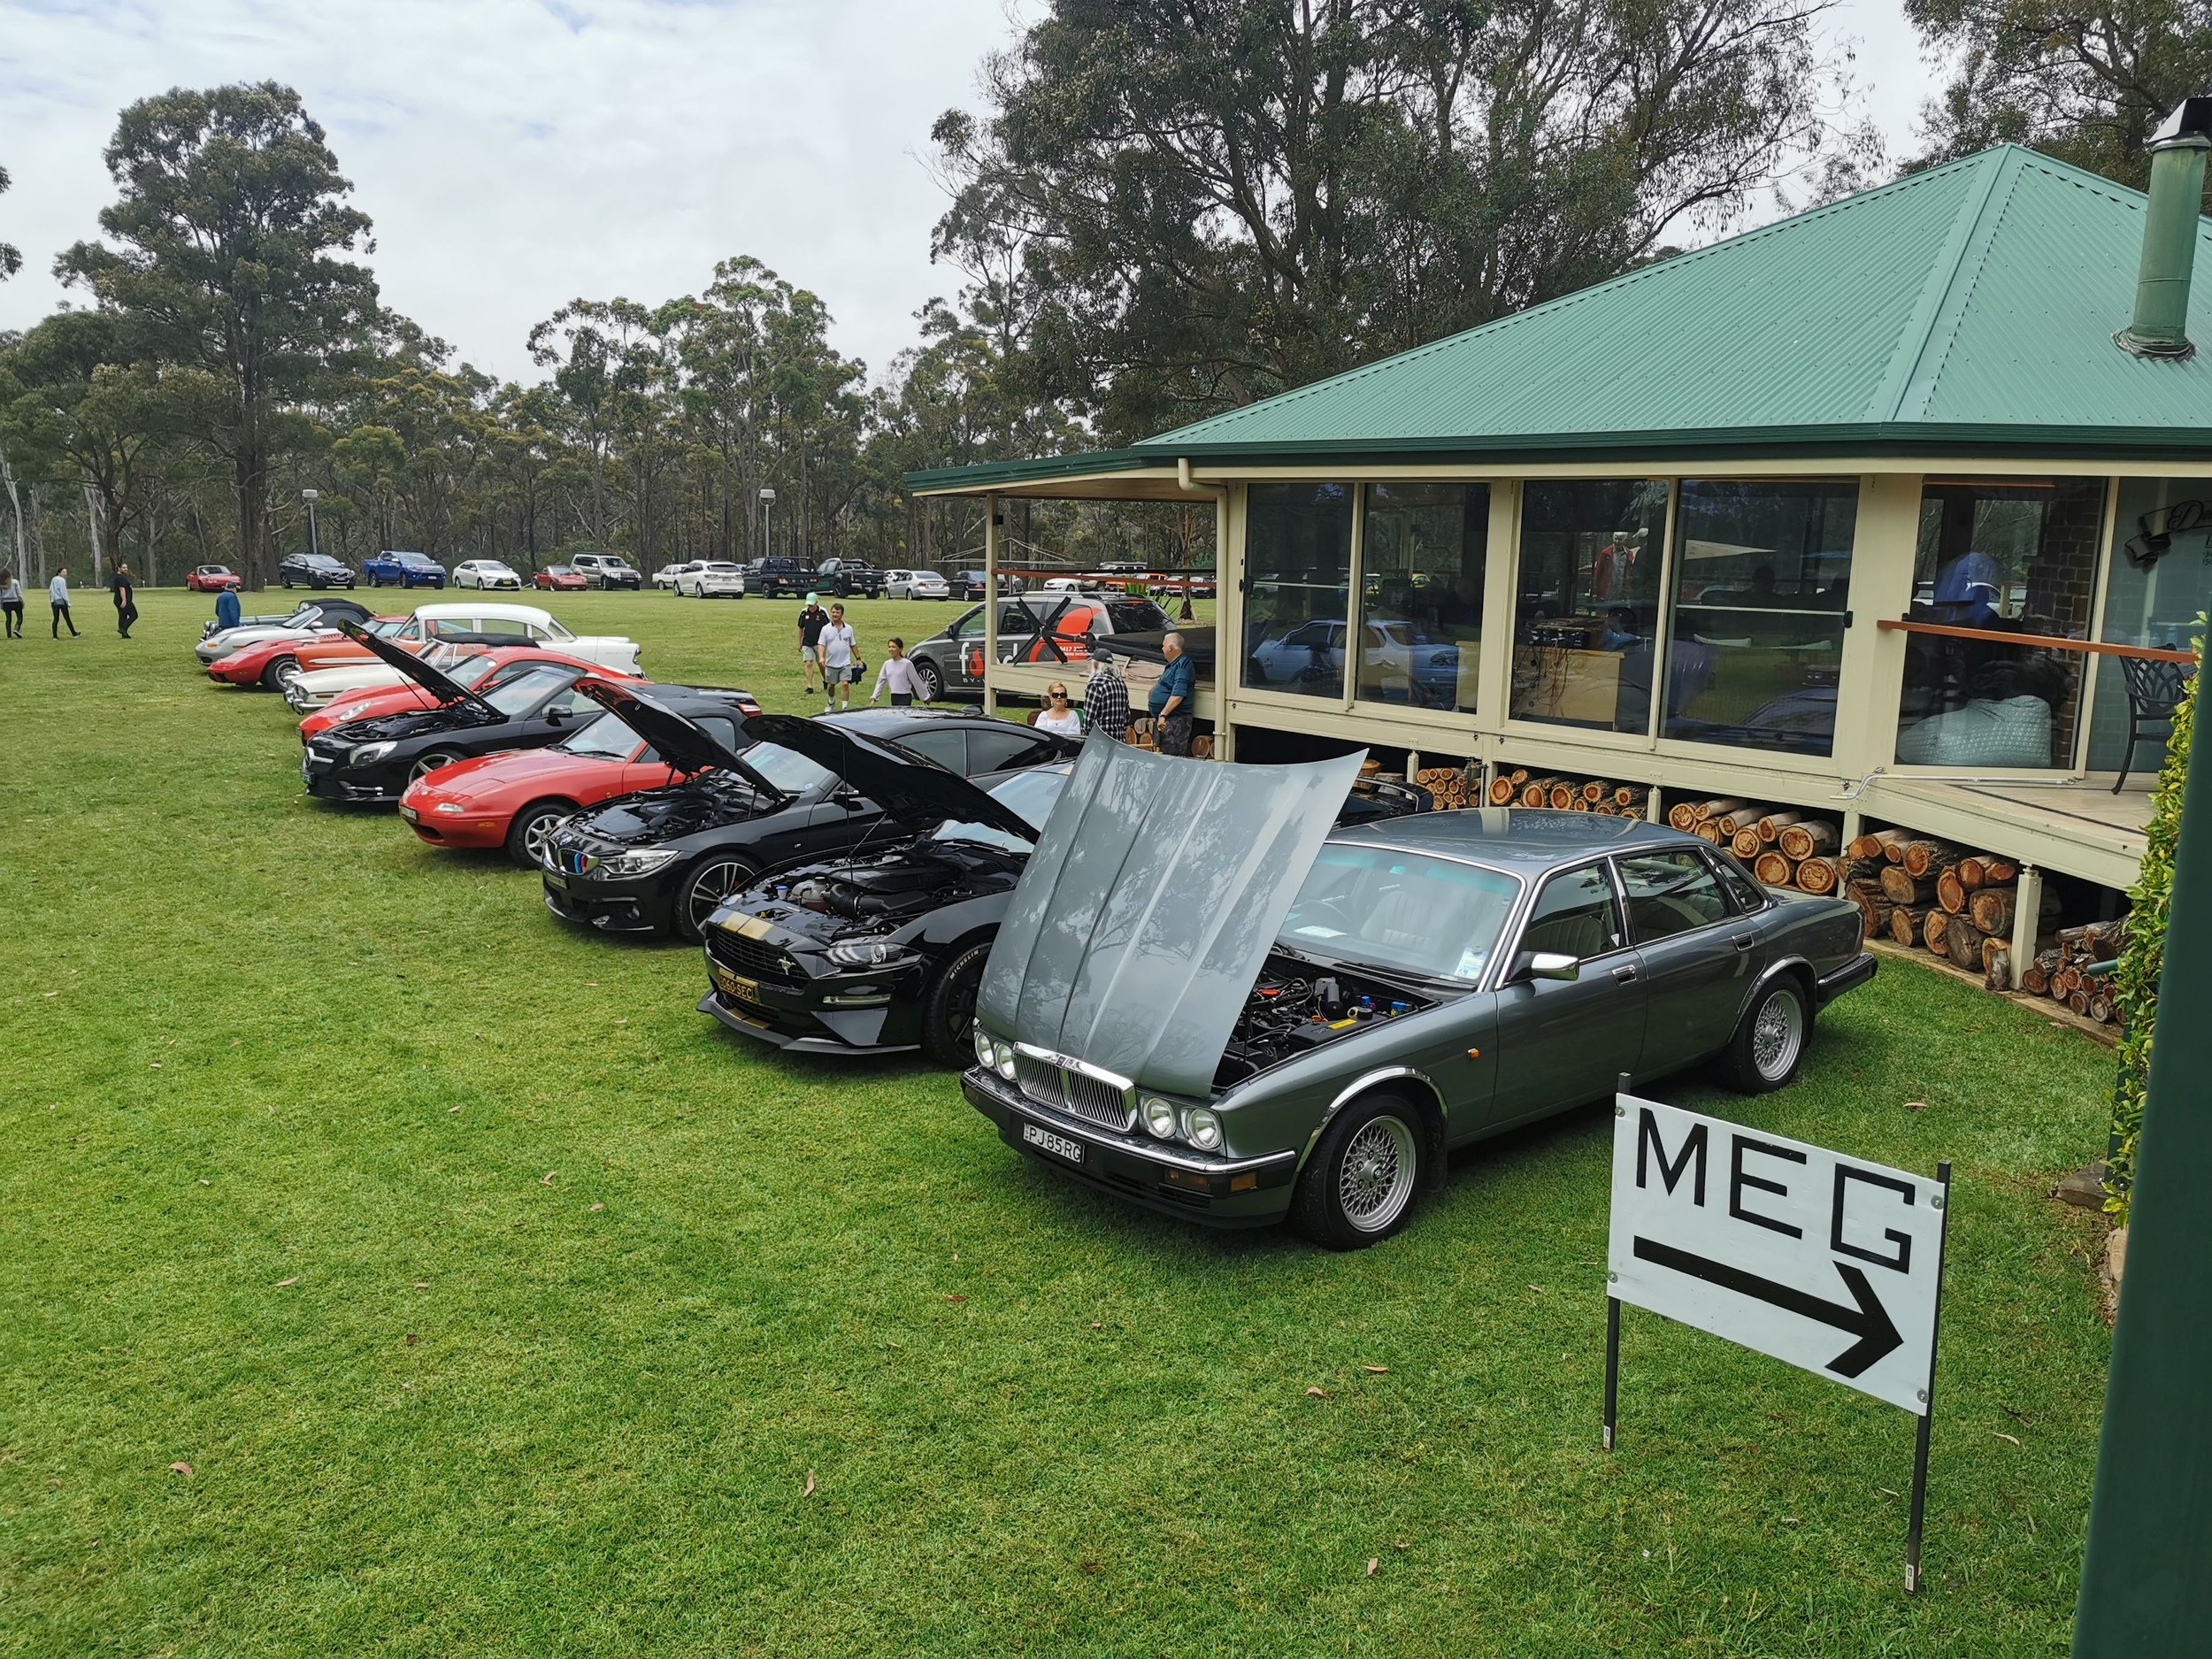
[1338,1114,1417,1233]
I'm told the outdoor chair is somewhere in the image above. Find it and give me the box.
[2112,656,2191,793]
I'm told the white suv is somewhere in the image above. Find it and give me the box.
[675,561,747,599]
[452,559,523,590]
[572,553,642,590]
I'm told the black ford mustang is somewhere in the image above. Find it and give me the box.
[301,620,603,803]
[540,693,1078,941]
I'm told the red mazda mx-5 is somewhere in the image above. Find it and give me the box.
[397,682,762,864]
[296,646,629,741]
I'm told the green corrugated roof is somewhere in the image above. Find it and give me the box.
[1120,145,2212,463]
[904,448,1163,493]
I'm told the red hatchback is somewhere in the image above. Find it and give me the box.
[534,565,589,592]
[399,683,762,864]
[296,646,629,741]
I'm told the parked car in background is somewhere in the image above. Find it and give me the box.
[278,553,357,590]
[186,565,241,593]
[743,557,813,599]
[572,553,643,590]
[814,558,882,598]
[541,696,1077,941]
[966,755,1874,1248]
[904,591,1177,703]
[654,562,695,590]
[535,565,589,592]
[363,550,448,589]
[950,570,1025,601]
[676,560,748,599]
[400,683,760,865]
[452,558,523,590]
[884,569,951,601]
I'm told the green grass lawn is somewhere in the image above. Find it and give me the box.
[0,589,2112,1655]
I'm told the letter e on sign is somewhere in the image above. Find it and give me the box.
[1608,1096,1947,1414]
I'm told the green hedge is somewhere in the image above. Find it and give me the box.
[2106,617,2203,1223]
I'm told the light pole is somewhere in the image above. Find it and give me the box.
[759,487,775,563]
[302,488,320,558]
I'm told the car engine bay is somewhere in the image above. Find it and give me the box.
[1214,955,1437,1089]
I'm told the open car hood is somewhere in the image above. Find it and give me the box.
[572,677,758,784]
[979,741,1363,1100]
[335,618,485,710]
[740,714,1037,841]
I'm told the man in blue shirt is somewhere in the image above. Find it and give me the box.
[215,586,242,632]
[1148,631,1196,756]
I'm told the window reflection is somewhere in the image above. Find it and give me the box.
[1356,483,1487,710]
[1663,480,1858,756]
[1243,483,1354,699]
[2086,478,2209,776]
[1510,480,1670,732]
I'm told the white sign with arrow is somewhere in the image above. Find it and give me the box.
[1607,1095,1947,1417]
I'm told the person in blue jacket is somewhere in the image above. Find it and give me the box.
[215,586,242,632]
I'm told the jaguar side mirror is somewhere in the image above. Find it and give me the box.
[1515,951,1581,983]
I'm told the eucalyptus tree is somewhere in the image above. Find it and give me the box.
[56,83,380,586]
[0,163,19,281]
[526,297,664,549]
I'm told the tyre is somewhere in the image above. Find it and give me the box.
[1289,1093,1425,1249]
[921,941,992,1067]
[674,854,758,941]
[504,799,572,867]
[913,657,943,703]
[260,654,299,691]
[281,575,293,588]
[408,749,461,785]
[1718,976,1809,1094]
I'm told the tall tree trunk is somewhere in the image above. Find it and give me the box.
[237,442,269,589]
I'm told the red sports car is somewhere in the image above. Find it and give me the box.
[207,617,406,690]
[534,565,589,591]
[399,683,761,864]
[187,564,242,593]
[296,646,632,741]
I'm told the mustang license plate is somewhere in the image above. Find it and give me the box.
[1021,1123,1085,1165]
[710,964,765,1005]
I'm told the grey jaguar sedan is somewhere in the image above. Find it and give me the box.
[964,745,1874,1248]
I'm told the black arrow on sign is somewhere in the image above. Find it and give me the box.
[1632,1235,1904,1378]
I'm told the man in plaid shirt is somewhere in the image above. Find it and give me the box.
[1081,657,1130,741]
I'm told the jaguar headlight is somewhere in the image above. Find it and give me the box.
[349,741,396,767]
[1141,1095,1179,1140]
[1181,1106,1224,1151]
[972,1026,995,1067]
[595,848,680,878]
[826,937,907,968]
[994,1040,1018,1079]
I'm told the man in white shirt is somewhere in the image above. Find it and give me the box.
[50,567,80,638]
[870,637,926,707]
[819,603,858,711]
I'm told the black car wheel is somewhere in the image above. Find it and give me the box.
[280,575,294,588]
[505,799,572,867]
[1718,976,1809,1094]
[912,657,943,703]
[408,750,461,785]
[259,654,299,691]
[921,941,992,1068]
[1290,1092,1425,1250]
[675,855,758,941]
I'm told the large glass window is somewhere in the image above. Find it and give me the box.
[1662,480,1858,756]
[1356,483,1488,710]
[2085,478,2209,778]
[1243,482,1354,699]
[1509,480,1671,732]
[1895,479,2104,769]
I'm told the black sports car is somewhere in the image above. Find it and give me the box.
[697,758,1432,1067]
[540,696,1078,941]
[301,619,603,803]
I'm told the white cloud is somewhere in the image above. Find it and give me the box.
[0,0,1015,380]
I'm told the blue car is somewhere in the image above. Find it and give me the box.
[363,550,448,589]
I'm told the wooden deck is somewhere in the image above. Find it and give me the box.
[1864,775,2153,890]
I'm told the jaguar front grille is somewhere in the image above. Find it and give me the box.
[1013,1053,1133,1133]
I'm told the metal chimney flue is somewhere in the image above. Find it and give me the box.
[2118,96,2212,359]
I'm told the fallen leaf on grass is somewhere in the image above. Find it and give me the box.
[803,1471,817,1497]
[1906,1101,1929,1112]
[403,1333,419,1347]
[943,1294,967,1303]
[1362,1365,1389,1374]
[1366,1558,1379,1577]
[197,1179,211,1187]
[589,1202,605,1213]
[1994,1432,2022,1448]
[1088,1321,1102,1330]
[1306,1386,1331,1400]
[168,1462,193,1478]
[446,1105,461,1114]
[273,1277,300,1288]
[42,990,57,998]
[413,1281,430,1289]
[541,1171,557,1186]
[47,1478,62,1488]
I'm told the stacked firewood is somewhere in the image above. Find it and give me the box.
[1471,766,1650,817]
[2019,921,2124,1024]
[1659,797,1843,895]
[1413,764,1483,809]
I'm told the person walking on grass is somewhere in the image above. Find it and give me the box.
[796,593,829,694]
[869,637,926,708]
[819,603,858,711]
[1,569,23,639]
[50,567,79,638]
[214,584,242,634]
[111,562,138,639]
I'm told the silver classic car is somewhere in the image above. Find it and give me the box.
[964,745,1875,1248]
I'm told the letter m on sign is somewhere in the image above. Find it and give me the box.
[1638,1108,1708,1205]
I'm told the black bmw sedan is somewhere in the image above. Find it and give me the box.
[541,694,1077,941]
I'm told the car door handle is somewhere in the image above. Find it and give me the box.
[1732,933,1756,951]
[1612,964,1639,983]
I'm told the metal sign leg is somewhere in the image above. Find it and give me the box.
[1604,1296,1621,1453]
[1906,1159,1953,1594]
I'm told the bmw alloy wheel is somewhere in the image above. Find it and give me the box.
[1751,986,1806,1083]
[684,858,752,932]
[1338,1115,1417,1233]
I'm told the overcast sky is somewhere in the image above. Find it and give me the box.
[0,0,1935,388]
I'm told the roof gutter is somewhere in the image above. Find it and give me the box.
[2118,96,2212,360]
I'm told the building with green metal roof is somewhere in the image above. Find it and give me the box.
[913,129,2212,942]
